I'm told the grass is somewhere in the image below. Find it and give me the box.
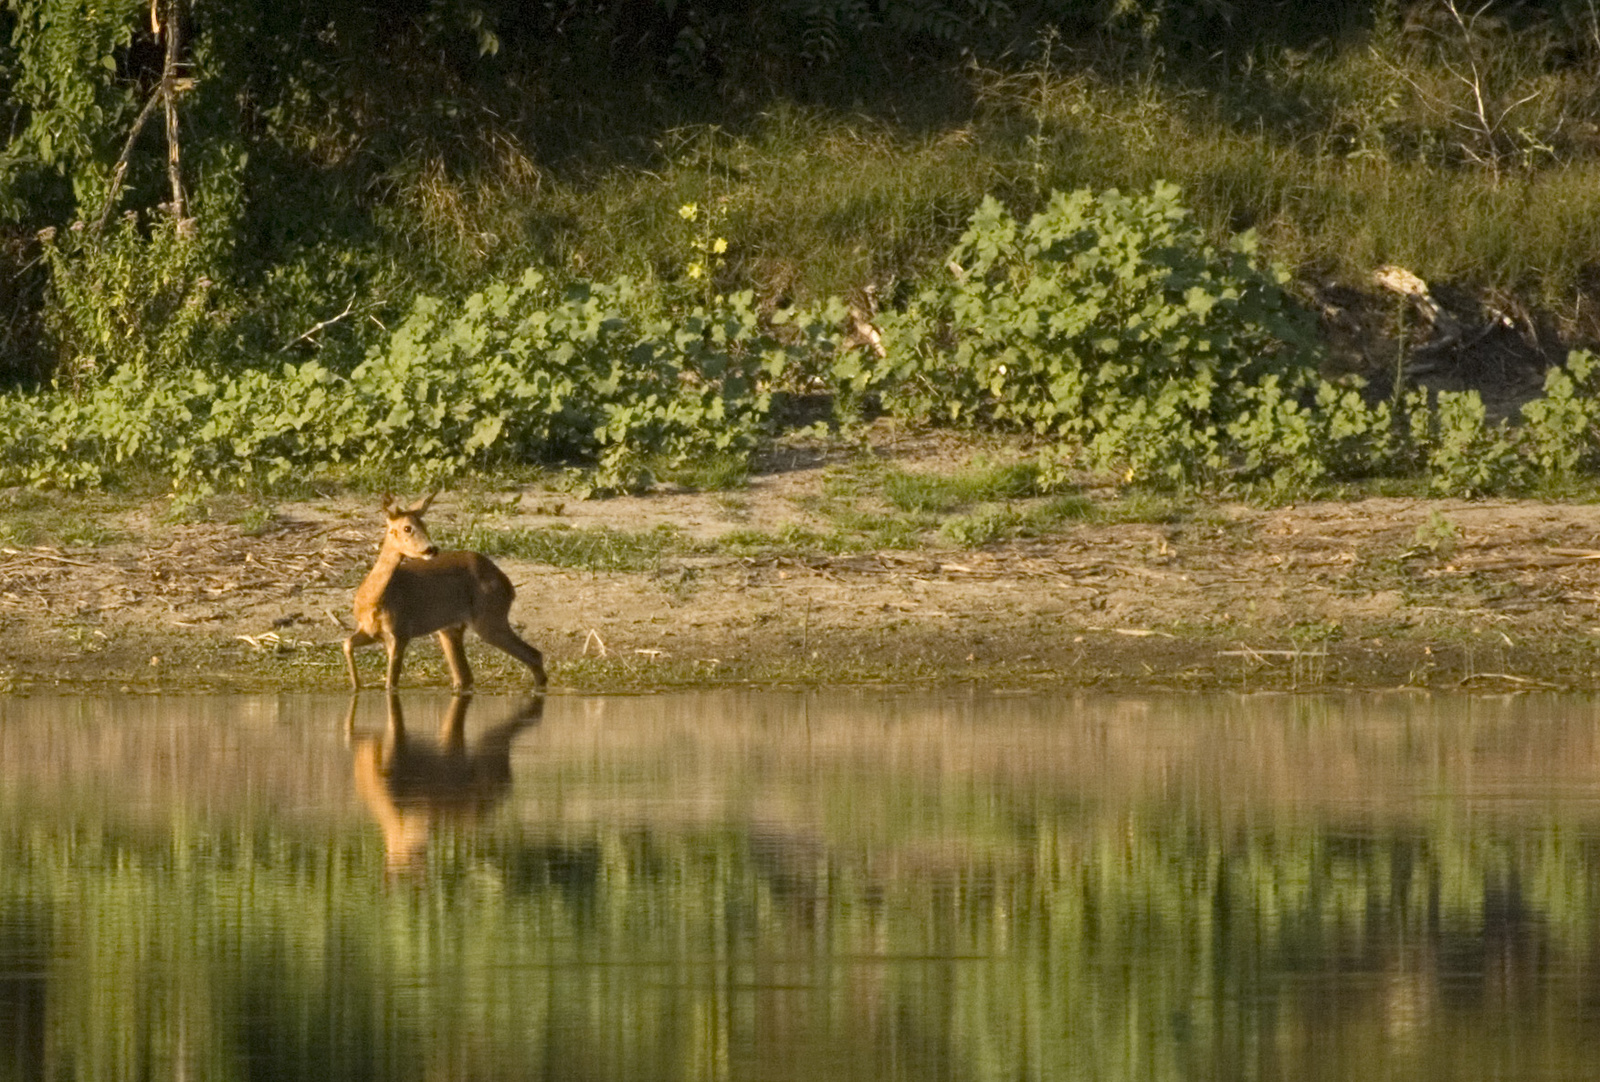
[230,503,278,536]
[500,103,1008,310]
[454,491,526,518]
[938,493,1101,547]
[436,454,1112,566]
[374,31,1600,335]
[439,523,684,572]
[882,462,1052,513]
[728,460,1203,552]
[938,504,1024,547]
[654,452,751,492]
[994,72,1600,309]
[715,524,867,557]
[1072,490,1193,526]
[0,490,131,548]
[0,448,1209,580]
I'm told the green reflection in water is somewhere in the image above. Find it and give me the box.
[2,692,1600,1081]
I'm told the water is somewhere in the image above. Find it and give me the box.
[3,690,1600,1081]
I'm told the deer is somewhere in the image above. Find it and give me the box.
[343,492,548,691]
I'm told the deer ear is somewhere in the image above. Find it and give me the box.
[412,490,438,515]
[381,493,400,520]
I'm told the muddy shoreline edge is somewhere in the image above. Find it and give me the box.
[8,435,1600,696]
[4,621,1597,696]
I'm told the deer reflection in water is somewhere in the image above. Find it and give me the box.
[346,693,545,875]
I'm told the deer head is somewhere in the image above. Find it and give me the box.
[380,492,440,559]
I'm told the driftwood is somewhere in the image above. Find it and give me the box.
[1372,263,1516,377]
[1374,264,1511,355]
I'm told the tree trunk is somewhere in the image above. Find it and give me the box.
[161,0,188,226]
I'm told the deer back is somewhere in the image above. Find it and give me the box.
[381,551,514,637]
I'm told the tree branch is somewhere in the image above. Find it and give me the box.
[92,89,165,235]
[92,0,193,235]
[280,296,358,352]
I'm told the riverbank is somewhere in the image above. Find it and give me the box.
[5,429,1600,695]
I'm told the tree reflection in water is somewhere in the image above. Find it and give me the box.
[1,693,1600,1079]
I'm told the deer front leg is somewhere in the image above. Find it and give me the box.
[437,626,474,691]
[344,629,377,690]
[383,630,409,690]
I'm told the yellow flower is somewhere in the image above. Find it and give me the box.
[687,262,704,279]
[678,203,698,221]
[712,237,728,254]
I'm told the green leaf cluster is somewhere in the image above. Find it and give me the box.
[39,212,219,387]
[828,186,1600,497]
[0,0,143,212]
[0,268,799,491]
[842,183,1323,484]
[8,184,1600,501]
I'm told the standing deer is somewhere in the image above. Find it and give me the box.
[343,493,548,691]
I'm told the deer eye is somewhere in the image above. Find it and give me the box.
[403,525,413,534]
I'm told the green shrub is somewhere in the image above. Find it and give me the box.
[842,183,1323,485]
[1521,350,1600,478]
[8,181,1600,504]
[332,271,789,486]
[827,187,1600,498]
[1226,373,1398,492]
[1420,390,1525,497]
[39,213,219,387]
[0,268,806,490]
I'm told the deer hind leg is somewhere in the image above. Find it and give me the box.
[344,629,378,690]
[437,625,474,691]
[473,615,547,689]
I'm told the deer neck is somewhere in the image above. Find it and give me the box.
[356,539,413,607]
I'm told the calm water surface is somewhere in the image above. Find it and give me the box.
[3,690,1600,1081]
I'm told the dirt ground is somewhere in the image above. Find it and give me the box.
[7,431,1600,695]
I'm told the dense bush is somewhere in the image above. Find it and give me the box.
[819,184,1600,496]
[0,269,798,490]
[3,184,1600,500]
[36,213,222,387]
[838,182,1321,483]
